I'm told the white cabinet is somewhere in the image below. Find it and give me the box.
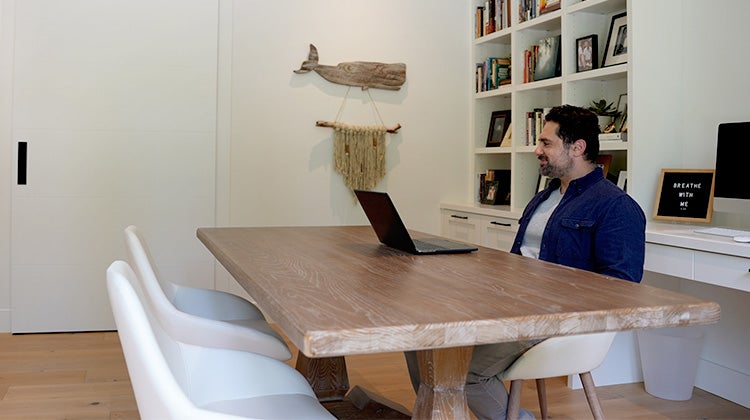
[694,252,750,292]
[645,242,750,293]
[480,214,517,251]
[441,209,481,245]
[441,205,519,251]
[471,0,629,213]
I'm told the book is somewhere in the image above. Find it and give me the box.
[599,132,628,141]
[540,0,561,15]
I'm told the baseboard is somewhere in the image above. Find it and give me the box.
[695,358,750,408]
[0,309,10,333]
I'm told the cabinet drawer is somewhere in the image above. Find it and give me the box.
[644,243,693,278]
[694,251,750,292]
[441,210,480,244]
[480,216,517,251]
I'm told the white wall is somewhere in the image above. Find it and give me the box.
[226,0,471,231]
[630,0,750,229]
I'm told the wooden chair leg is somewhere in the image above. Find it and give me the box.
[579,371,605,420]
[535,378,548,420]
[507,379,523,420]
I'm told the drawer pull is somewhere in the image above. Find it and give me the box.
[450,215,469,220]
[491,221,511,226]
[18,141,27,185]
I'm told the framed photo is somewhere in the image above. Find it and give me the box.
[602,12,627,67]
[536,175,552,192]
[576,34,598,72]
[481,180,500,204]
[653,169,715,223]
[617,170,628,191]
[595,154,612,177]
[486,110,511,147]
[615,93,627,132]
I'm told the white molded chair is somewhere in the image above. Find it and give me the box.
[500,332,617,420]
[107,260,335,420]
[124,225,291,361]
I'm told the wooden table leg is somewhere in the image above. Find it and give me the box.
[295,352,350,402]
[412,346,474,420]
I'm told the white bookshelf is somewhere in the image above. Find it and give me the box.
[466,0,629,215]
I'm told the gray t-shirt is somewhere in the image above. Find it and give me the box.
[519,188,563,259]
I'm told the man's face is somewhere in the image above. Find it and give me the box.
[535,121,574,178]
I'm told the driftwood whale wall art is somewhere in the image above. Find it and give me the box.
[294,44,406,91]
[294,44,405,191]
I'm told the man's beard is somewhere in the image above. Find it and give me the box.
[539,151,573,179]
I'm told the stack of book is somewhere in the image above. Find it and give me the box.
[476,57,511,93]
[519,0,562,23]
[476,0,512,38]
[525,107,552,146]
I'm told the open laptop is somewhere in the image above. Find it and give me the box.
[354,189,478,255]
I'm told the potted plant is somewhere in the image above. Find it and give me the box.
[588,99,620,131]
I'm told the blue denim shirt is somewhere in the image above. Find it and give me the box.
[510,167,646,283]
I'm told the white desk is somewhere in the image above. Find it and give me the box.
[644,222,749,408]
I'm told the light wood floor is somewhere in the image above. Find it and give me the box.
[0,331,748,419]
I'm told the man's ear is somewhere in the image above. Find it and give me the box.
[571,139,587,157]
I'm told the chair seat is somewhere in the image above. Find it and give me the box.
[173,285,266,321]
[201,394,335,420]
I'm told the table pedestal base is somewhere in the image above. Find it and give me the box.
[413,346,474,420]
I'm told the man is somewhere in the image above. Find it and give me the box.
[406,104,646,420]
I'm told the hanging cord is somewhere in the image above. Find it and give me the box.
[333,87,352,124]
[316,87,401,133]
[367,89,387,128]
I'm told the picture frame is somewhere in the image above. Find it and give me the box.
[602,12,627,67]
[595,154,612,177]
[617,170,628,191]
[486,110,511,147]
[501,122,513,146]
[653,169,715,223]
[536,175,552,193]
[615,93,627,132]
[481,180,501,204]
[576,34,598,72]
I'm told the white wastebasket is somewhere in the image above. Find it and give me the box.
[637,327,705,401]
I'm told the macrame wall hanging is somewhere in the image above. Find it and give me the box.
[294,44,405,191]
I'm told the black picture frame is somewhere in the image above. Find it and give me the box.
[615,93,627,132]
[576,34,598,72]
[486,110,511,147]
[602,12,627,67]
[481,180,501,204]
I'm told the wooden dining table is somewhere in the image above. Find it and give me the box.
[197,225,720,420]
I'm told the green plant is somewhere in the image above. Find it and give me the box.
[588,99,619,117]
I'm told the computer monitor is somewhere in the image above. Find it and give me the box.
[713,122,750,214]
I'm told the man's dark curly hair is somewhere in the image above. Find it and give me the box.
[544,105,600,162]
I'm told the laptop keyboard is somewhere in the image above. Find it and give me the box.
[413,239,446,251]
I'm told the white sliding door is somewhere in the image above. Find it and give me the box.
[10,0,218,332]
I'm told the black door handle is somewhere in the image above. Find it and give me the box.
[18,141,27,185]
